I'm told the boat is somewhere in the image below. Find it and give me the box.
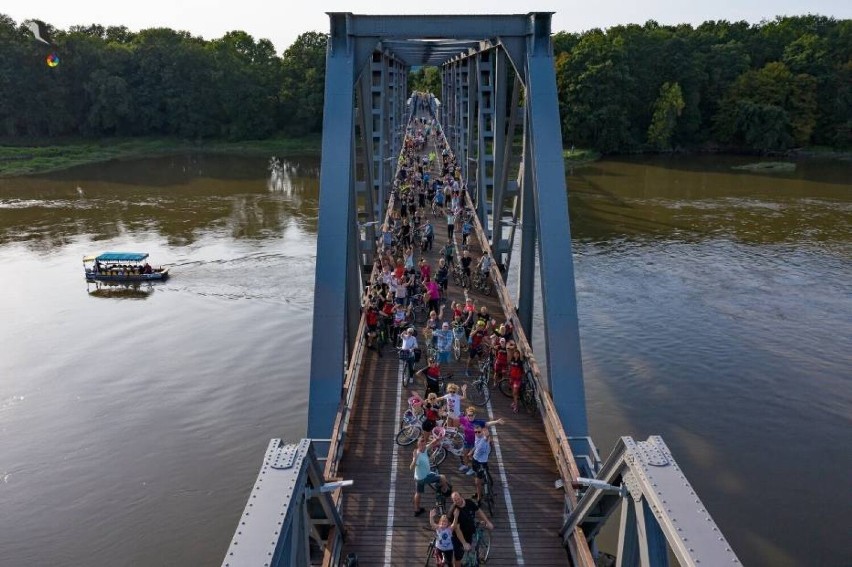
[83,252,169,282]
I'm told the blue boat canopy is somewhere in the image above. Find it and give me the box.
[95,252,149,262]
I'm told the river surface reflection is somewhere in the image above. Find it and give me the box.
[0,154,849,566]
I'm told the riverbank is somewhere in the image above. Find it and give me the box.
[0,135,322,177]
[563,147,601,167]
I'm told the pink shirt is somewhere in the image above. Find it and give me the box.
[426,280,440,299]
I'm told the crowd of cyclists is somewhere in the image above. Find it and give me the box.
[361,93,536,566]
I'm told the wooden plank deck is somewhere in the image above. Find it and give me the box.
[336,125,571,566]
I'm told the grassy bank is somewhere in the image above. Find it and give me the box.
[563,147,601,167]
[0,135,322,177]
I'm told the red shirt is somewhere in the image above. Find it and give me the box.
[509,359,524,379]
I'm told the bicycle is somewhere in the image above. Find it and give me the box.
[395,396,425,446]
[476,463,496,517]
[471,271,492,296]
[375,317,390,356]
[498,371,539,416]
[427,473,451,516]
[410,293,429,324]
[462,522,492,566]
[463,373,490,407]
[451,263,470,289]
[426,425,465,467]
[452,325,467,361]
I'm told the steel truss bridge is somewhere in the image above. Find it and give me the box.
[222,13,742,567]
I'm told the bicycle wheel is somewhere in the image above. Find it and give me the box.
[522,383,538,416]
[476,528,491,563]
[482,279,492,296]
[483,479,495,516]
[497,379,512,398]
[453,339,461,361]
[396,424,421,446]
[424,541,436,567]
[428,444,447,467]
[466,379,490,406]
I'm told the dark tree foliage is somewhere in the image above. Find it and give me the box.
[554,15,851,152]
[0,15,326,140]
[1,14,848,151]
[409,66,442,96]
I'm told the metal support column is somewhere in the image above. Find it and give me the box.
[308,14,357,438]
[516,125,536,338]
[474,49,493,232]
[524,13,587,435]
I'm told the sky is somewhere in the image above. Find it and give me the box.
[3,0,850,54]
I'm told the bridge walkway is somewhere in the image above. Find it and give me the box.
[335,119,570,566]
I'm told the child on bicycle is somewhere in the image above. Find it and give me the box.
[429,509,459,565]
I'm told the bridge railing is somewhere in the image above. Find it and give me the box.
[434,121,597,566]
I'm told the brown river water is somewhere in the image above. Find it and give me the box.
[0,153,849,566]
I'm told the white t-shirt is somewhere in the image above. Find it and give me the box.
[445,394,462,419]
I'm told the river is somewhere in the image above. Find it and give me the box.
[0,153,849,566]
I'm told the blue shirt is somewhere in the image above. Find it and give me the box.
[473,433,491,463]
[435,329,453,352]
[414,449,431,480]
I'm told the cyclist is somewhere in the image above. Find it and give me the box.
[437,383,465,427]
[365,304,380,350]
[434,322,454,364]
[425,277,442,315]
[411,436,450,517]
[419,257,432,282]
[416,358,444,397]
[465,321,488,377]
[460,250,473,287]
[399,327,419,385]
[461,296,476,331]
[421,218,434,250]
[441,240,455,266]
[476,252,492,280]
[492,337,509,388]
[435,259,449,294]
[428,509,460,566]
[461,217,473,247]
[458,408,503,474]
[469,422,494,502]
[447,491,494,567]
[508,348,525,413]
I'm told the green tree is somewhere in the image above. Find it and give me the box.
[715,61,817,149]
[647,82,685,149]
[409,66,441,96]
[279,31,327,135]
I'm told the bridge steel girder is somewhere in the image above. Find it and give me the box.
[562,436,742,567]
[309,15,410,439]
[308,14,359,439]
[521,14,588,436]
[222,439,345,567]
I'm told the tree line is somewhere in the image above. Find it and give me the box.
[0,15,326,140]
[553,16,850,152]
[1,14,849,152]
